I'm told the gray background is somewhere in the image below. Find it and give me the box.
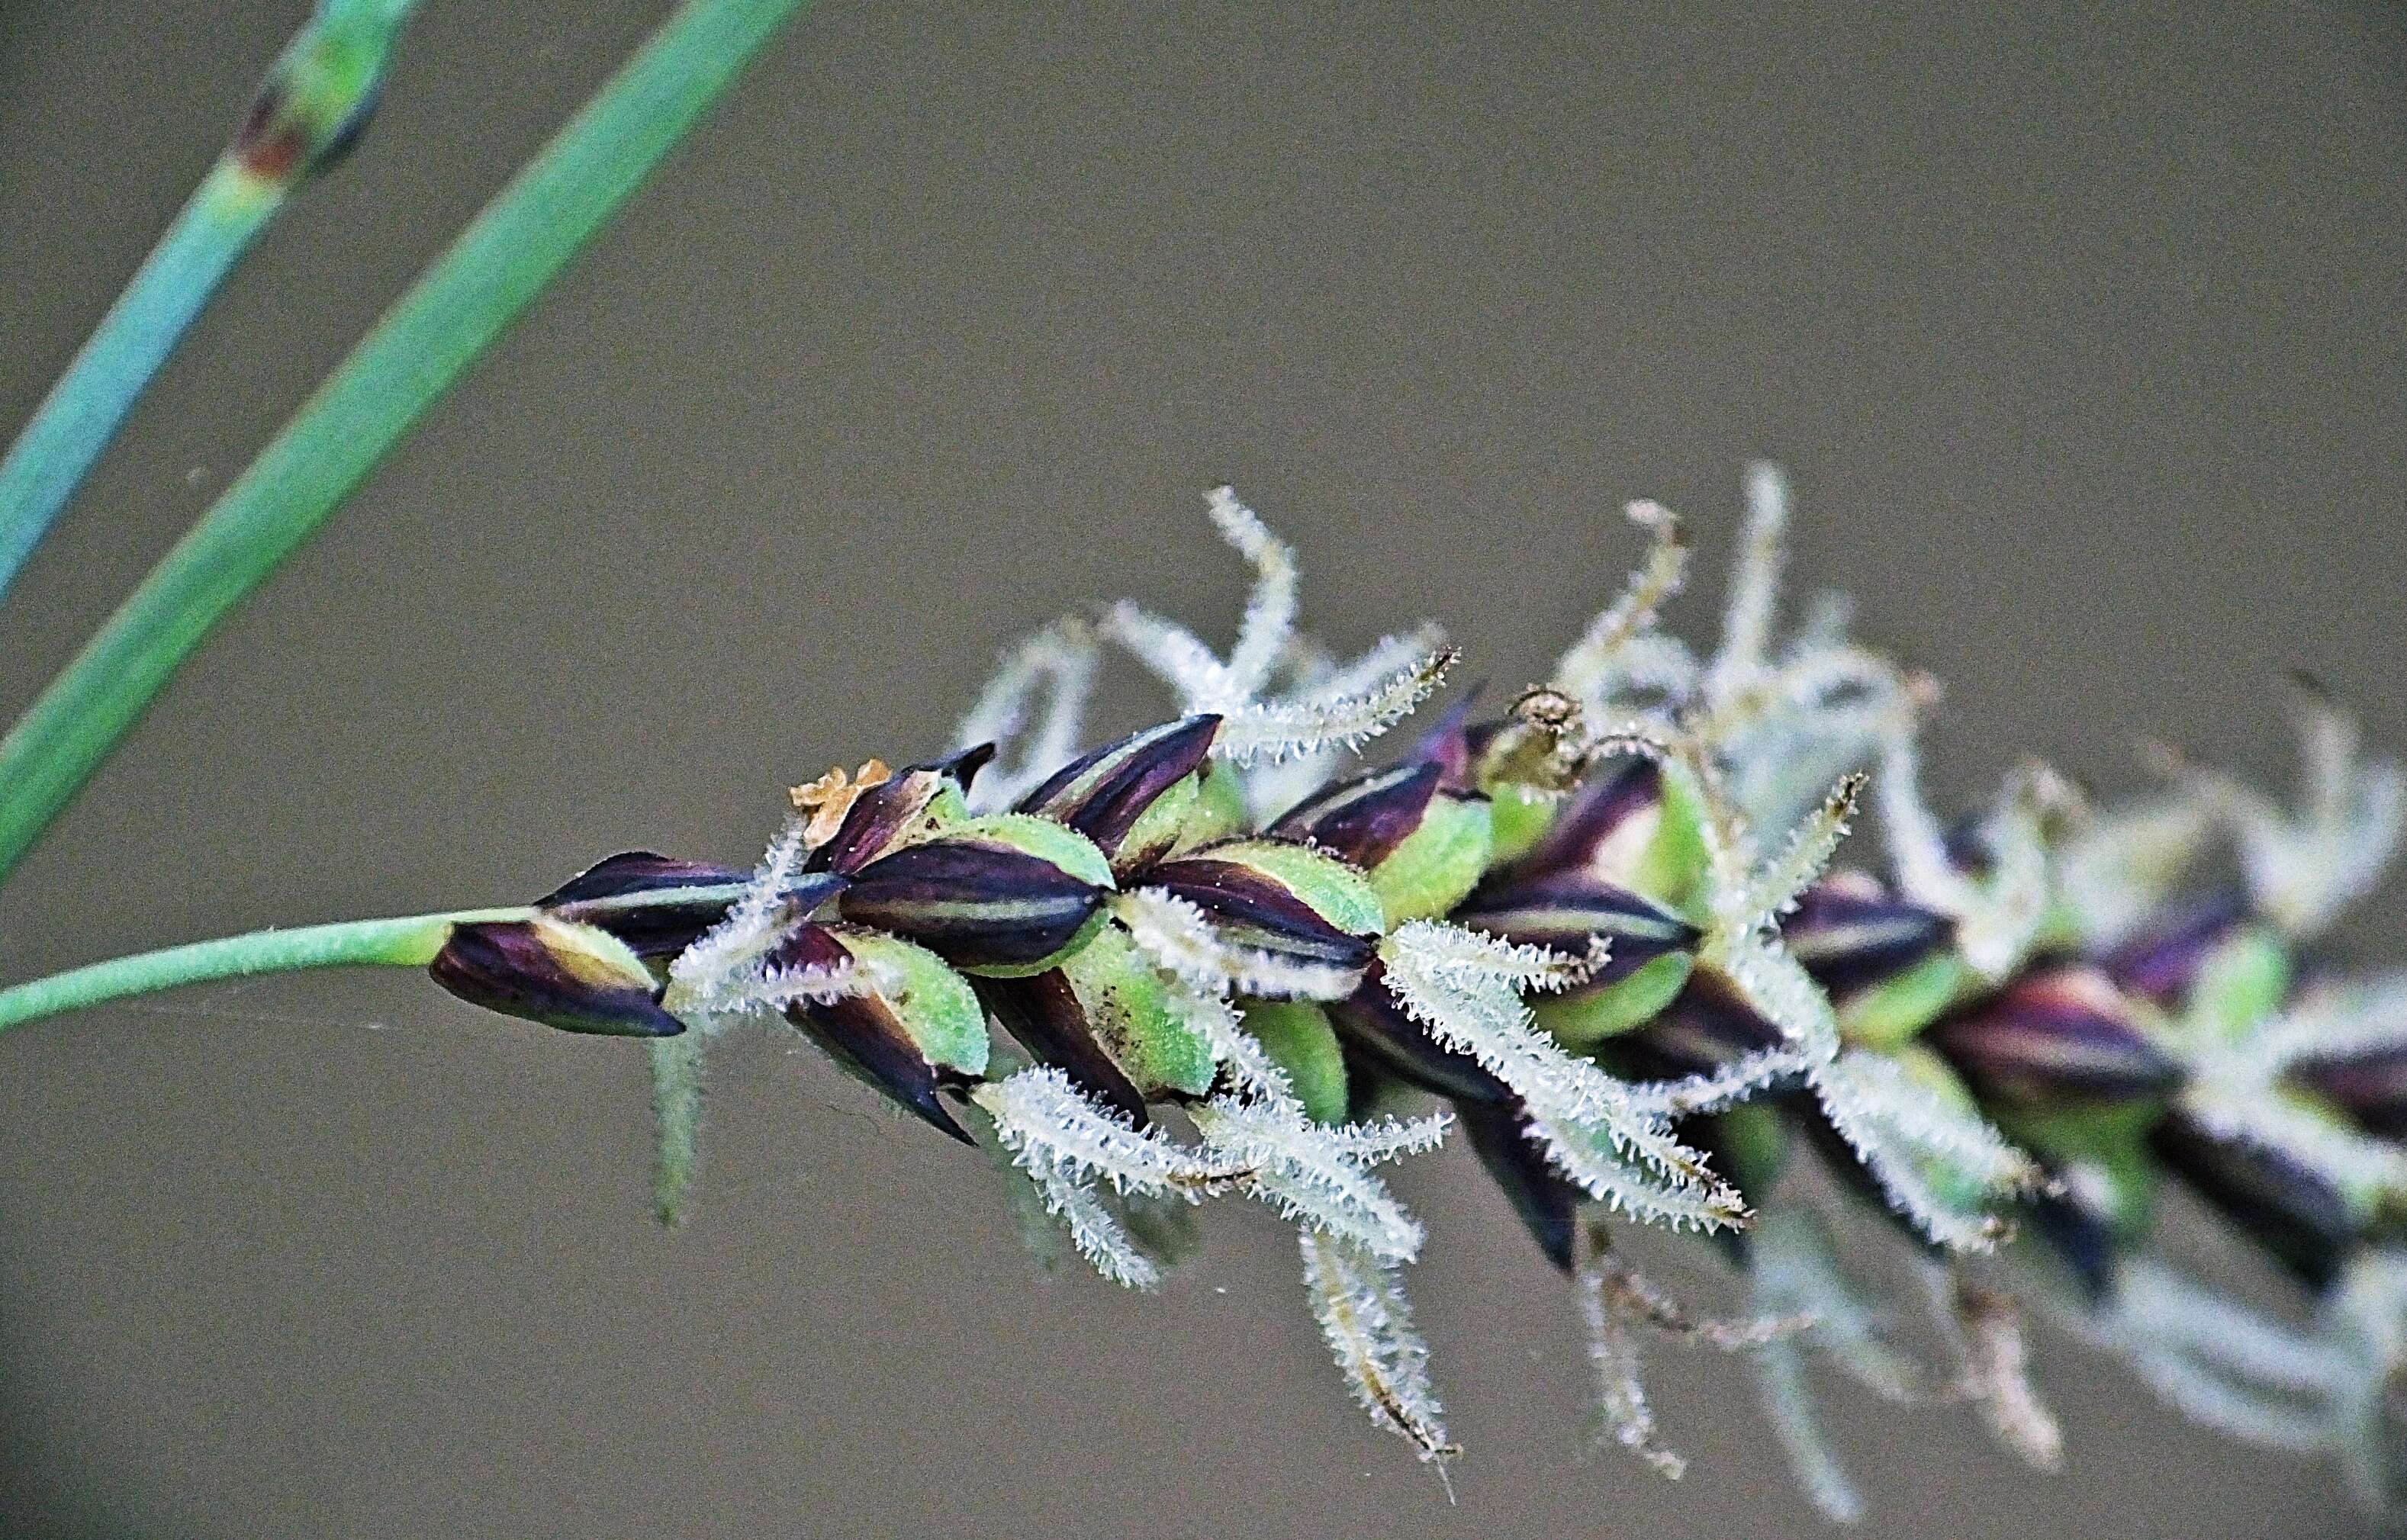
[2,1,2402,1535]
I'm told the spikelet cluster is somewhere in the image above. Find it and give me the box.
[431,473,2407,1519]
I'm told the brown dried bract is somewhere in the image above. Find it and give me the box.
[790,758,894,847]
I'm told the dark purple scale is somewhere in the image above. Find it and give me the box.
[838,835,1105,969]
[1016,715,1221,863]
[778,925,973,1144]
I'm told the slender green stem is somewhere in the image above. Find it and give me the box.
[0,0,420,602]
[0,907,530,1032]
[0,0,814,883]
[0,168,275,599]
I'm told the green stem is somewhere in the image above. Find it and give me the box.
[0,0,813,882]
[0,907,531,1032]
[0,168,275,600]
[0,0,421,602]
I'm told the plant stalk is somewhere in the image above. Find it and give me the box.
[0,907,531,1032]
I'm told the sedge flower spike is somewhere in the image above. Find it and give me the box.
[8,471,2407,1516]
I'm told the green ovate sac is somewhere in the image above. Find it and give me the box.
[1482,783,1557,866]
[1887,1044,2007,1219]
[2001,1098,2164,1237]
[1242,1001,1353,1125]
[1204,837,1385,937]
[1837,952,1973,1050]
[1638,764,1717,921]
[838,928,990,1077]
[1366,791,1495,924]
[1059,924,1218,1098]
[1533,951,1697,1049]
[1706,1101,1791,1194]
[2185,927,2291,1049]
[1115,774,1203,871]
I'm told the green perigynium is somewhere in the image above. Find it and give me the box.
[5,474,2405,1517]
